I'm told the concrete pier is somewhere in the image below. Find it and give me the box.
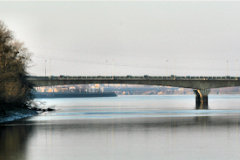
[193,89,210,109]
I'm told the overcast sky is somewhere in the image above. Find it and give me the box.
[1,1,240,76]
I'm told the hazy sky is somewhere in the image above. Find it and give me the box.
[1,1,240,76]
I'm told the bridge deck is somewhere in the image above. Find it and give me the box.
[27,76,240,89]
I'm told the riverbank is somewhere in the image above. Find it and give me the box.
[0,108,38,124]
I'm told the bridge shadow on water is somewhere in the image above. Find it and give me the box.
[12,115,240,132]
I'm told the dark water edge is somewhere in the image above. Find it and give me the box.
[33,92,117,98]
[0,108,37,124]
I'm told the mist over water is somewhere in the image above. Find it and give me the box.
[1,95,240,160]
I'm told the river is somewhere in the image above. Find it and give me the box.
[1,95,240,160]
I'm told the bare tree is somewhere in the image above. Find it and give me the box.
[0,21,33,112]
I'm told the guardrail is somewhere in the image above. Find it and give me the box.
[27,76,240,81]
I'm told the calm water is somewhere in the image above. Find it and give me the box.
[1,95,240,160]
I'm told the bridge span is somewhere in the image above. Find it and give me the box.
[28,76,240,109]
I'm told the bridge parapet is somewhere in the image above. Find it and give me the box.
[28,75,240,80]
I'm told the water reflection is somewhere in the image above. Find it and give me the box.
[196,103,208,109]
[1,115,240,160]
[19,115,240,132]
[1,96,240,160]
[0,123,34,160]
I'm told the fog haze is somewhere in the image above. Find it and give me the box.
[1,1,240,76]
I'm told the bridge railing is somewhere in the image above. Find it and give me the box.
[27,75,240,81]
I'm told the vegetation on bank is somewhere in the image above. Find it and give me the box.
[0,21,33,114]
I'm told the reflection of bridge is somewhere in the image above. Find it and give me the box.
[28,76,240,109]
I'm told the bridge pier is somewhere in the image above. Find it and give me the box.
[193,89,210,109]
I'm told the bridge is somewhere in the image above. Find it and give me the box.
[27,75,240,109]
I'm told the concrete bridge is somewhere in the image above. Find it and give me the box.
[27,75,240,109]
